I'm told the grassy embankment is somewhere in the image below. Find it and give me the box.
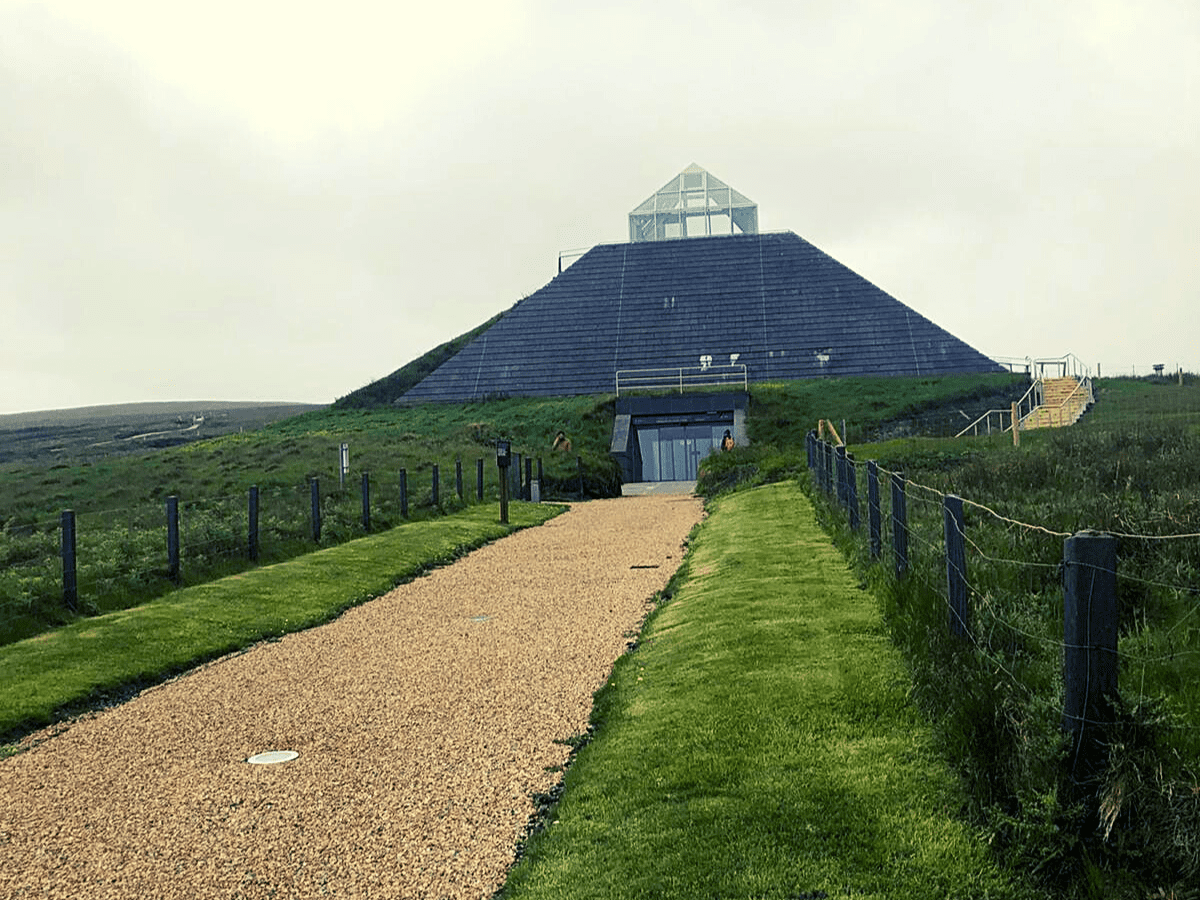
[1,374,1025,645]
[497,482,1034,899]
[0,502,560,743]
[702,374,1200,897]
[1,395,619,644]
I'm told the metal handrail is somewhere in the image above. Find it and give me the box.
[991,355,1032,374]
[1019,375,1093,429]
[955,378,1040,438]
[615,364,748,396]
[955,352,1094,438]
[955,372,1095,438]
[1031,353,1092,380]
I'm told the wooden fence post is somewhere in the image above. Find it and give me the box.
[846,452,860,532]
[248,486,259,562]
[456,459,464,500]
[310,478,321,542]
[476,458,484,501]
[943,494,968,637]
[867,461,881,558]
[61,509,77,611]
[432,464,440,508]
[1011,401,1020,447]
[399,469,409,518]
[1063,532,1119,783]
[361,472,371,531]
[166,495,180,583]
[891,471,908,578]
[835,445,848,507]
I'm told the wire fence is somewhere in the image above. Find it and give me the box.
[805,429,1200,878]
[808,433,1200,737]
[1,454,585,644]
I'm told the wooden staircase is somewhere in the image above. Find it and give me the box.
[1022,376,1092,430]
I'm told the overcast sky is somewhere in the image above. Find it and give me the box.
[2,0,1197,415]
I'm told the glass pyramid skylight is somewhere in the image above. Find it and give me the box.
[629,164,758,242]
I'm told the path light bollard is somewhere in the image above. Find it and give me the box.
[477,457,484,501]
[525,456,533,501]
[399,469,409,518]
[496,440,511,524]
[432,464,440,508]
[456,459,464,501]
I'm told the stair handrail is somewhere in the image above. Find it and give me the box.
[955,378,1041,438]
[1031,353,1092,381]
[990,355,1033,374]
[1019,374,1093,428]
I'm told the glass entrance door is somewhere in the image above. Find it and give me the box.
[635,424,728,481]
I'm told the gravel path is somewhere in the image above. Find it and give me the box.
[0,495,704,899]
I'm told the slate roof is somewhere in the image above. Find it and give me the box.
[400,231,1002,403]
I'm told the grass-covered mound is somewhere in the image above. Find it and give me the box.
[700,375,1200,897]
[497,483,1033,899]
[1,396,618,644]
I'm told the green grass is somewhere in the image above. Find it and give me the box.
[1,395,619,643]
[498,483,1033,899]
[0,502,561,741]
[796,376,1200,896]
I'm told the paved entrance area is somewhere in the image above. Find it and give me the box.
[620,480,696,496]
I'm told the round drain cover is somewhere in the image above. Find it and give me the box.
[247,750,299,765]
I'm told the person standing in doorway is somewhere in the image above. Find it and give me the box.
[721,429,734,451]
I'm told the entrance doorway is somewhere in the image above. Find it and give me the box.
[635,423,728,482]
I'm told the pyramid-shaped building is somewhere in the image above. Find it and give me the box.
[402,165,1000,404]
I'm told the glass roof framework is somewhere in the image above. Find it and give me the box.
[629,164,758,242]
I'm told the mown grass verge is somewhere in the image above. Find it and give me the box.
[0,502,561,743]
[496,482,1035,899]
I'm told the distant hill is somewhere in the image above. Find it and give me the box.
[0,401,324,466]
[333,312,504,408]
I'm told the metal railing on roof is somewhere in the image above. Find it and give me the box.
[615,364,747,396]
